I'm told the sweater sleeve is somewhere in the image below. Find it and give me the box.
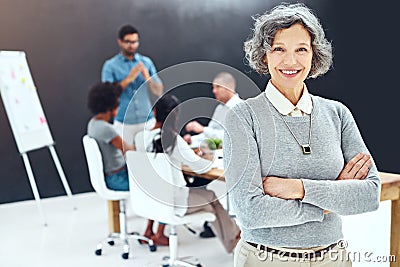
[301,104,381,215]
[224,104,324,229]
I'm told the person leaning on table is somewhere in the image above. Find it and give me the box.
[135,94,241,253]
[183,71,243,238]
[223,3,381,267]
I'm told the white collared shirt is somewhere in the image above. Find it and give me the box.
[265,81,312,117]
[225,94,243,109]
[190,94,244,147]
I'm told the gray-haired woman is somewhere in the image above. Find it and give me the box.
[224,3,380,266]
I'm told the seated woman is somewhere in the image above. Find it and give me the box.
[86,82,134,191]
[87,82,170,243]
[135,94,241,253]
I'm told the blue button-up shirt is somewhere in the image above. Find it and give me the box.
[101,53,161,124]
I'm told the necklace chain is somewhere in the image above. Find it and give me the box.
[278,112,312,154]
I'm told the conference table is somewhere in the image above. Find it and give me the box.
[107,168,400,267]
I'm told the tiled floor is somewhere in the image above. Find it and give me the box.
[0,192,393,267]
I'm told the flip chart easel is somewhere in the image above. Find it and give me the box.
[0,50,74,226]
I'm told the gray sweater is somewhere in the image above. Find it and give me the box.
[223,93,380,248]
[87,118,125,174]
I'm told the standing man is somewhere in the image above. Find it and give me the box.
[184,72,243,146]
[102,25,163,145]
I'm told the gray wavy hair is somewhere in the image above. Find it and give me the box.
[244,3,333,78]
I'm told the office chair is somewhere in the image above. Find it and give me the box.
[82,135,156,260]
[126,151,216,267]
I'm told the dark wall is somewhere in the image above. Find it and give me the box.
[0,0,398,204]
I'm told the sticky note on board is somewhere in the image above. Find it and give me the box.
[39,117,47,124]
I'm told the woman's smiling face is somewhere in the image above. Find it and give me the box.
[264,23,313,93]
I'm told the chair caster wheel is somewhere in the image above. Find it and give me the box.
[149,245,157,252]
[196,264,202,267]
[107,240,115,246]
[162,265,169,267]
[122,252,129,259]
[95,249,102,256]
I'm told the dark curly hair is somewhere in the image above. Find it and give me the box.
[87,82,122,114]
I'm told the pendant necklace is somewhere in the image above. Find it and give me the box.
[278,112,312,155]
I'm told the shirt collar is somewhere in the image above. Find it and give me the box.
[225,94,242,108]
[118,52,139,62]
[265,81,312,115]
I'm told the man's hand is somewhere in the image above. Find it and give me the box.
[127,62,143,82]
[183,134,192,144]
[119,63,143,89]
[185,121,204,133]
[262,176,304,200]
[139,64,163,96]
[140,64,150,81]
[337,153,372,180]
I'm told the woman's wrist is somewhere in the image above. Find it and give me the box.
[291,179,305,200]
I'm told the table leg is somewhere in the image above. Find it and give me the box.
[391,199,400,267]
[108,200,120,233]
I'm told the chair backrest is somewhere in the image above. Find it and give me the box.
[125,151,188,225]
[82,135,128,200]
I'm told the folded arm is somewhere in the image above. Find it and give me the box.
[224,105,324,230]
[263,105,380,216]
